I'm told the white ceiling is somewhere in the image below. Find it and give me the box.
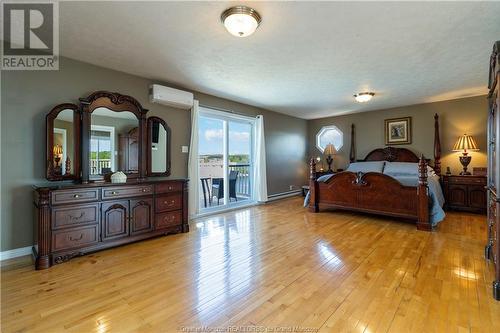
[60,1,500,119]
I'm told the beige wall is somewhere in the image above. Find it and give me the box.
[308,96,488,175]
[1,57,307,251]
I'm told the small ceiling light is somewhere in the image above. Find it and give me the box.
[221,6,261,37]
[354,92,375,103]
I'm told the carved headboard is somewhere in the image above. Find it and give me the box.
[349,114,441,176]
[361,147,420,162]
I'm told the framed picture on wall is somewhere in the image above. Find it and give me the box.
[385,117,412,145]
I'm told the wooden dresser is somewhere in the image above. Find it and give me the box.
[33,179,188,270]
[441,175,487,214]
[486,41,500,300]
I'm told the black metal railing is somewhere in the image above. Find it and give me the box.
[229,164,250,197]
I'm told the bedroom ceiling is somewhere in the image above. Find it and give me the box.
[59,1,500,119]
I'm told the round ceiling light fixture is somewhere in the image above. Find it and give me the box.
[221,6,262,37]
[354,92,375,103]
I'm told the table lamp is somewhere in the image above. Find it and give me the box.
[53,144,63,169]
[324,143,337,172]
[452,134,479,175]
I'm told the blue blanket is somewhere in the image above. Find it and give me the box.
[304,173,445,226]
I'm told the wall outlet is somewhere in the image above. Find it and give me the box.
[181,146,189,153]
[289,185,294,190]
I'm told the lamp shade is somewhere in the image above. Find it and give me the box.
[53,144,63,155]
[324,143,337,155]
[452,134,479,152]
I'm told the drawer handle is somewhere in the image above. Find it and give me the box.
[69,234,83,241]
[142,188,148,193]
[111,191,118,195]
[164,200,175,206]
[69,212,85,220]
[73,194,81,198]
[168,186,173,191]
[164,216,175,223]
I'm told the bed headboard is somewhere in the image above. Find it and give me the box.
[349,114,441,176]
[361,147,421,162]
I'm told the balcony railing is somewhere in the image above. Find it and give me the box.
[90,159,111,175]
[229,164,250,197]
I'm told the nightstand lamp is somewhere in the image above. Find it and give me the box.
[452,134,479,175]
[324,143,337,172]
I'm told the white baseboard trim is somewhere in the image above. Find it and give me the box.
[0,246,32,261]
[266,190,302,202]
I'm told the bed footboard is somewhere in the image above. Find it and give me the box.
[308,157,432,231]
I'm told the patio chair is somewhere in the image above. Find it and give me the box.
[211,171,239,205]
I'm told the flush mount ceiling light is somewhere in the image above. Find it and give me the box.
[354,92,375,103]
[221,6,262,37]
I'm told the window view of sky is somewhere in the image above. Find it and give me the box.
[198,116,251,155]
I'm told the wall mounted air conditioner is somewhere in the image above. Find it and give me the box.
[149,84,194,109]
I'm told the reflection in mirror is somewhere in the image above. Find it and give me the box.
[90,107,139,177]
[151,120,167,173]
[53,109,75,176]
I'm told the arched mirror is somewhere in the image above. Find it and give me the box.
[89,107,139,179]
[147,116,171,176]
[46,104,80,180]
[80,91,148,182]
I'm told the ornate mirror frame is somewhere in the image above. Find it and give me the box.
[79,91,148,183]
[46,103,81,181]
[147,116,172,177]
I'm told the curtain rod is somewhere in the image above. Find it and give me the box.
[198,103,260,118]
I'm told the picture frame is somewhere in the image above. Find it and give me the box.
[384,117,412,145]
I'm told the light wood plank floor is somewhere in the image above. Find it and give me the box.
[2,197,500,332]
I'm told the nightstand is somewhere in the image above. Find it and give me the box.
[441,175,487,214]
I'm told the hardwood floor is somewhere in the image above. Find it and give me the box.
[2,197,500,332]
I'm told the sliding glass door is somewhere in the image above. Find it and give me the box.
[198,108,255,212]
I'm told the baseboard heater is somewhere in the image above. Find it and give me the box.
[267,190,302,201]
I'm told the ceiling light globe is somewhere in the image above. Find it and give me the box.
[221,6,261,38]
[354,92,375,103]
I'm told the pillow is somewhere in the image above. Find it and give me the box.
[384,162,436,177]
[383,162,418,176]
[346,161,385,173]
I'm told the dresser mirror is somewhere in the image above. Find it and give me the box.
[45,91,171,182]
[89,107,140,179]
[147,116,171,176]
[46,104,80,180]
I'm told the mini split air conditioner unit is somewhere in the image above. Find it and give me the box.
[149,84,194,109]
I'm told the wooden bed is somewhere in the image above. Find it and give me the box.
[309,114,441,231]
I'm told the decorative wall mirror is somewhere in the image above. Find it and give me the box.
[147,116,171,176]
[45,91,172,183]
[80,91,147,182]
[46,104,80,180]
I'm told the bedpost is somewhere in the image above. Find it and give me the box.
[350,124,355,163]
[309,158,319,213]
[417,155,431,231]
[434,113,441,176]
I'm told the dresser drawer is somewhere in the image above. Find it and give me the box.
[52,225,98,252]
[155,182,183,194]
[155,211,182,229]
[51,188,99,205]
[156,193,182,212]
[448,177,486,185]
[52,203,99,229]
[102,185,153,200]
